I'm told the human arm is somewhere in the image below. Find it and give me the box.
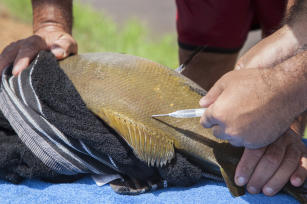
[200,51,307,149]
[235,0,307,70]
[233,44,307,195]
[199,52,307,195]
[222,0,307,195]
[0,0,77,76]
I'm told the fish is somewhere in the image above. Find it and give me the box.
[59,53,307,203]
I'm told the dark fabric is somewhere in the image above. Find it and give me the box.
[178,41,241,54]
[158,152,202,187]
[29,51,156,179]
[176,0,286,50]
[0,112,74,183]
[0,67,101,175]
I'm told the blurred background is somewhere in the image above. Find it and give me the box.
[0,0,305,137]
[0,0,178,68]
[0,0,261,68]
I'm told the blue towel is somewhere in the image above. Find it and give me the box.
[1,140,305,204]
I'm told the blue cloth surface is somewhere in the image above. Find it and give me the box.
[1,139,306,204]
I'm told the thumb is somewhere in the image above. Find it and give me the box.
[234,60,244,70]
[50,35,78,59]
[50,46,66,59]
[199,81,224,107]
[235,55,248,70]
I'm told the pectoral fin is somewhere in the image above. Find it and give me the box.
[213,142,245,197]
[101,109,175,167]
[220,167,245,197]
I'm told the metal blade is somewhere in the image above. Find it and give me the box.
[151,114,170,117]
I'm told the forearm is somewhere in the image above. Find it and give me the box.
[273,51,307,116]
[32,0,73,34]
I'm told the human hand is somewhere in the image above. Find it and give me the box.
[0,26,77,76]
[235,25,305,70]
[234,122,307,196]
[233,23,307,147]
[199,68,299,149]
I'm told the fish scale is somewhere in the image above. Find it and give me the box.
[60,53,217,166]
[59,53,307,203]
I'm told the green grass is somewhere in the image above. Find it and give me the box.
[2,0,307,139]
[73,2,178,68]
[2,0,178,68]
[1,0,32,23]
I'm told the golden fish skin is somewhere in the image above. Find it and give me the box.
[59,53,307,203]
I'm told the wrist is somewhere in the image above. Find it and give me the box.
[273,53,307,115]
[288,24,307,49]
[280,25,307,53]
[32,0,72,34]
[34,23,68,35]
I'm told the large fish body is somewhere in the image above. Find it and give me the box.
[59,53,307,203]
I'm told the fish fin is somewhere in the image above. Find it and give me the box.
[110,175,164,195]
[283,181,307,204]
[101,109,175,167]
[213,142,245,197]
[220,167,245,197]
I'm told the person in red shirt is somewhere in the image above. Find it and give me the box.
[176,0,287,90]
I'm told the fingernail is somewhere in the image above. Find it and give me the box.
[235,64,241,70]
[292,177,302,186]
[199,97,208,107]
[12,65,21,76]
[247,186,257,194]
[236,177,246,186]
[263,187,274,195]
[51,47,65,58]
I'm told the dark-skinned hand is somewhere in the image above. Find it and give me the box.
[0,26,77,76]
